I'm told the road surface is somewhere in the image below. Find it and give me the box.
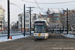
[0,34,75,50]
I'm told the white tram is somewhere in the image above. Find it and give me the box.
[33,20,50,39]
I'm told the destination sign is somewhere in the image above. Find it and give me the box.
[35,23,44,25]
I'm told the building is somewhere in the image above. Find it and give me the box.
[63,10,75,16]
[31,13,39,28]
[18,12,30,32]
[18,12,39,32]
[46,8,63,28]
[0,5,5,31]
[39,11,50,23]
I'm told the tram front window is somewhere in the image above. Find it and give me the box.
[35,25,45,33]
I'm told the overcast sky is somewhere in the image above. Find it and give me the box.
[0,0,75,22]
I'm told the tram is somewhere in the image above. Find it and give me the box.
[33,20,50,39]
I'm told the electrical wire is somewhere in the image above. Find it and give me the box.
[10,2,23,10]
[34,0,43,10]
[34,0,46,12]
[22,0,75,4]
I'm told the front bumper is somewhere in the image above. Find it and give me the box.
[34,36,45,39]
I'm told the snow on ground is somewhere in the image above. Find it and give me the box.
[0,33,21,36]
[62,34,75,38]
[0,35,30,43]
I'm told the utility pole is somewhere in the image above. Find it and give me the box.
[24,4,25,36]
[27,6,34,35]
[21,14,22,33]
[67,8,68,34]
[7,0,10,39]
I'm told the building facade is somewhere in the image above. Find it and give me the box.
[0,5,5,31]
[46,8,63,28]
[31,13,39,28]
[18,12,30,32]
[39,12,50,23]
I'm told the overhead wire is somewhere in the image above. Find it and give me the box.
[10,2,23,10]
[22,0,75,4]
[34,0,44,11]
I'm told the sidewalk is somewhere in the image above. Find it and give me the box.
[0,34,30,43]
[0,33,22,37]
[61,31,75,38]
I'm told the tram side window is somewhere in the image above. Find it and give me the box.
[44,24,47,32]
[44,25,48,32]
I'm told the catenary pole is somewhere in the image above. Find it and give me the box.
[27,6,34,35]
[21,14,22,33]
[67,8,68,34]
[7,0,10,39]
[24,4,25,36]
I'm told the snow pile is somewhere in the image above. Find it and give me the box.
[62,34,75,38]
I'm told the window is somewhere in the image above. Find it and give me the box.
[26,15,29,18]
[0,14,3,16]
[0,10,3,12]
[54,18,60,20]
[25,20,29,22]
[0,21,2,23]
[0,17,3,20]
[0,25,2,27]
[54,14,59,16]
[25,24,29,27]
[20,24,22,27]
[19,19,22,23]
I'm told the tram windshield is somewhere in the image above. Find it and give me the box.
[34,25,45,33]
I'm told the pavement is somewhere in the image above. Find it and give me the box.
[0,34,75,50]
